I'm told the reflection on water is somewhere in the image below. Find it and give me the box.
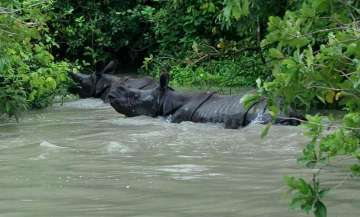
[0,99,359,217]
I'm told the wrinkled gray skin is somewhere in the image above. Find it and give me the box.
[108,73,302,129]
[69,61,157,102]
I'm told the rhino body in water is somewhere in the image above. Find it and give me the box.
[69,61,157,102]
[108,73,302,129]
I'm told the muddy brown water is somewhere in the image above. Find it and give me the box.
[0,99,359,217]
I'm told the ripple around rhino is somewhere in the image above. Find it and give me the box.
[0,98,359,217]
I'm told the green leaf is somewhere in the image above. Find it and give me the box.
[46,77,57,90]
[268,105,279,118]
[284,176,295,188]
[314,200,327,217]
[269,48,284,59]
[350,164,360,176]
[356,152,360,161]
[290,197,305,210]
[325,90,335,104]
[261,123,272,139]
[319,188,330,198]
[240,93,260,109]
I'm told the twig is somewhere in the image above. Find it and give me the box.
[202,44,220,54]
[0,0,49,15]
[336,0,360,15]
[262,20,360,47]
[0,28,16,36]
[305,85,360,95]
[190,52,219,66]
[313,63,357,85]
[289,21,360,39]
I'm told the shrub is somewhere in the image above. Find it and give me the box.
[0,0,71,120]
[249,1,360,216]
[143,51,269,88]
[47,0,155,69]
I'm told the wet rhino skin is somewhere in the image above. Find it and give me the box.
[108,73,302,129]
[69,60,157,102]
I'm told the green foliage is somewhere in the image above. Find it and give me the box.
[151,0,224,54]
[285,176,328,217]
[0,0,71,120]
[0,0,292,119]
[45,0,293,87]
[143,52,269,88]
[261,0,360,111]
[47,0,154,67]
[149,0,289,57]
[222,0,249,22]
[138,0,294,87]
[257,1,360,216]
[288,113,360,217]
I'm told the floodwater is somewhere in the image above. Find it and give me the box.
[0,99,359,217]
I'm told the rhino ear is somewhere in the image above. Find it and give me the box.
[159,71,169,90]
[97,60,118,76]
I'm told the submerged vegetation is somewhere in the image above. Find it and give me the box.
[0,0,359,216]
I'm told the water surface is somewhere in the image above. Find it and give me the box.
[0,99,359,217]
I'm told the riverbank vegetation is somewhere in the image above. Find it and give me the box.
[255,2,360,216]
[0,1,71,121]
[0,0,359,216]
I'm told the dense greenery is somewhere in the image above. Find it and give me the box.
[47,0,293,87]
[0,0,70,120]
[144,52,269,88]
[47,0,154,68]
[262,0,360,111]
[140,0,289,87]
[250,1,360,216]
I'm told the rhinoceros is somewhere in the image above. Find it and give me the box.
[69,60,157,102]
[108,72,303,129]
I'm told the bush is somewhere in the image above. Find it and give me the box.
[139,0,296,88]
[250,1,360,216]
[261,0,360,111]
[47,0,155,69]
[144,51,269,88]
[46,0,291,85]
[150,0,291,56]
[0,0,71,120]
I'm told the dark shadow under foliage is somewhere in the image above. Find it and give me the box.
[48,0,156,71]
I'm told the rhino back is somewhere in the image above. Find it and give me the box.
[171,94,247,128]
[196,95,247,125]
